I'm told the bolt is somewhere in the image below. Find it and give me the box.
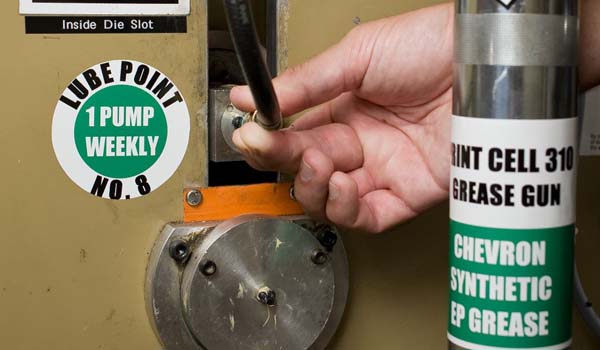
[311,249,328,265]
[186,189,203,207]
[169,239,190,263]
[256,287,276,306]
[232,116,244,129]
[200,260,217,276]
[317,228,338,252]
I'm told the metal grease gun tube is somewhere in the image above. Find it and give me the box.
[448,1,578,349]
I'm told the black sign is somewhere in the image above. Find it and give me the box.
[25,16,187,34]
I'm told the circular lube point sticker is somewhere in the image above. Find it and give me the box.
[52,60,190,200]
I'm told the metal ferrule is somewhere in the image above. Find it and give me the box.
[453,0,578,120]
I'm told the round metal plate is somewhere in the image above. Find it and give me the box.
[221,106,244,151]
[181,216,335,350]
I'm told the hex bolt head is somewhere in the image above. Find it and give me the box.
[311,249,328,265]
[186,189,203,207]
[318,229,338,251]
[169,239,190,263]
[256,287,276,306]
[200,260,217,276]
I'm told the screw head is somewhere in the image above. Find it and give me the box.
[311,250,328,265]
[318,229,338,251]
[256,287,276,306]
[200,260,217,276]
[186,189,203,207]
[169,239,190,263]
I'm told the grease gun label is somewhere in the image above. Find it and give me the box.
[52,60,190,200]
[447,116,577,350]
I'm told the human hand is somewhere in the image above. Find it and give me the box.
[231,3,454,233]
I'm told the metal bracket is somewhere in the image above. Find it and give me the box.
[208,86,248,162]
[145,215,349,350]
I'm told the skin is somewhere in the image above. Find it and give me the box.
[581,0,600,89]
[231,2,600,234]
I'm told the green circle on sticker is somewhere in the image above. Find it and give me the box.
[74,85,168,179]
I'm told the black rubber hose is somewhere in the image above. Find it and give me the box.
[574,263,600,339]
[223,0,282,130]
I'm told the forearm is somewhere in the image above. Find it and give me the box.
[580,0,600,89]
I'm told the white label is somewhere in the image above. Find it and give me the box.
[20,0,190,16]
[450,116,578,229]
[580,86,600,156]
[52,60,190,200]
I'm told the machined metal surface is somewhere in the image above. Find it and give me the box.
[145,222,218,350]
[221,103,247,151]
[145,216,349,350]
[453,0,578,120]
[455,14,577,66]
[453,65,577,119]
[209,86,246,162]
[456,0,577,15]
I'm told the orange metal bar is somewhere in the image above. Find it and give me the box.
[183,183,303,223]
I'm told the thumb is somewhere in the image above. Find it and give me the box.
[232,121,363,174]
[231,27,371,116]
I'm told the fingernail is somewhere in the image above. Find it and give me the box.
[328,181,340,200]
[299,160,315,182]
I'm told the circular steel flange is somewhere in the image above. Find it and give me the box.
[145,216,349,350]
[181,216,339,350]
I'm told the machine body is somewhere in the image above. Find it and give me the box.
[2,0,599,349]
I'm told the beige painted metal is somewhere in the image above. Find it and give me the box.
[0,0,598,350]
[0,1,207,349]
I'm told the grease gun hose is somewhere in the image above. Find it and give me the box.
[575,263,600,339]
[223,0,282,130]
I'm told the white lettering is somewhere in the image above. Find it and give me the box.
[453,234,546,267]
[83,136,159,158]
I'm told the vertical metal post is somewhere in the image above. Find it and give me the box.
[449,1,578,349]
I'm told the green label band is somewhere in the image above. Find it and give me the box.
[74,84,168,179]
[447,221,574,349]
